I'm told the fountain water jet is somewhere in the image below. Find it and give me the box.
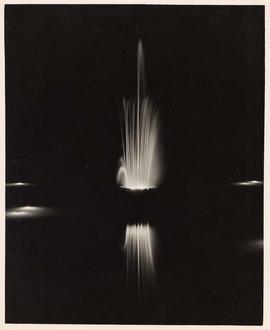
[124,223,156,295]
[117,40,161,191]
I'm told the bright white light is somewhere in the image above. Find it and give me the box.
[121,185,157,191]
[6,182,33,187]
[124,223,155,293]
[6,211,26,217]
[6,206,53,219]
[233,180,263,186]
[20,206,37,211]
[117,40,162,191]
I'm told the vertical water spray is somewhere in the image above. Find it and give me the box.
[124,223,156,295]
[117,40,161,190]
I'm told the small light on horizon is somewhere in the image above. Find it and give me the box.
[244,239,263,251]
[233,180,263,186]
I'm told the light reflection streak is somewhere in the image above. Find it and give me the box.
[6,182,33,187]
[233,180,263,186]
[6,206,54,219]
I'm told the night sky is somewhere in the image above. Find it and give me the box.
[5,5,264,187]
[5,5,264,325]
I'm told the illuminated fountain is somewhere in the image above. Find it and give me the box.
[117,40,161,191]
[118,40,160,296]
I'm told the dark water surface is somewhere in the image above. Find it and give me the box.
[6,181,263,324]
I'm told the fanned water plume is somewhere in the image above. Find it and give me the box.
[117,40,161,191]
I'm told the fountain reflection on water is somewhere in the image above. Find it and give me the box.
[124,222,156,296]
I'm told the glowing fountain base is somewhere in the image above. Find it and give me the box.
[119,185,157,192]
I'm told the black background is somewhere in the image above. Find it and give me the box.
[5,5,264,324]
